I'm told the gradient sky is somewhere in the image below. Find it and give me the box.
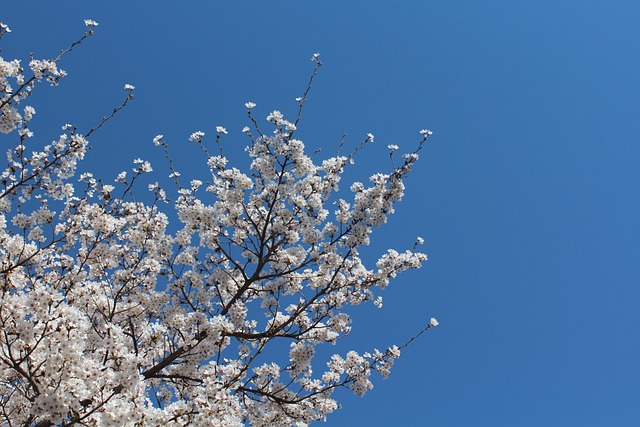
[3,1,640,426]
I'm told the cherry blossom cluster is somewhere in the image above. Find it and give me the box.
[0,21,438,426]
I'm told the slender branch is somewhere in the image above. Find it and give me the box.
[0,29,95,111]
[84,92,134,138]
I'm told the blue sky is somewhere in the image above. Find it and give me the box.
[3,1,640,425]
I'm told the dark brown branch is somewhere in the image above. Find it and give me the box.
[141,331,207,379]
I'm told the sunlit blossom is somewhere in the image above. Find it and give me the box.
[189,130,205,142]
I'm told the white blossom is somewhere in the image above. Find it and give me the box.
[24,106,36,121]
[116,171,127,182]
[266,110,283,123]
[189,130,205,142]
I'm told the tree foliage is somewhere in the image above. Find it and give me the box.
[0,21,437,426]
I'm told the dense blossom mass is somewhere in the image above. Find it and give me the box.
[0,20,437,426]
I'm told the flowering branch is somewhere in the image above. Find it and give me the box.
[0,21,439,427]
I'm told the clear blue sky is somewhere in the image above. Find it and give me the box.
[3,1,640,425]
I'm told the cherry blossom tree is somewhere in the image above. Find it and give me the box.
[0,20,438,426]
